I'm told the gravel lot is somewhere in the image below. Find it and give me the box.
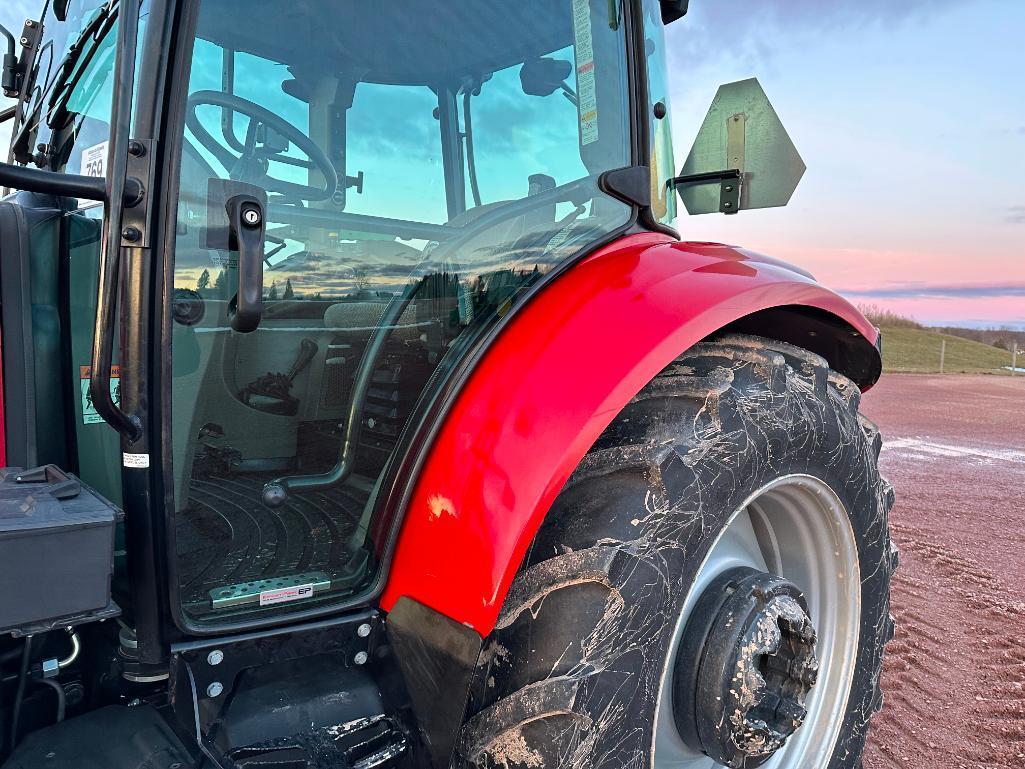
[861,374,1025,768]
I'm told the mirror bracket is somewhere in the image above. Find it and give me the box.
[599,164,651,208]
[1,18,42,99]
[670,169,742,215]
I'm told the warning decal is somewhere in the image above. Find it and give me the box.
[80,365,121,425]
[572,0,599,145]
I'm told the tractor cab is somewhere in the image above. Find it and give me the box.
[7,0,654,636]
[0,2,885,769]
[0,0,674,764]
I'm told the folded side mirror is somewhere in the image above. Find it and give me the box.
[672,78,806,215]
[660,0,690,25]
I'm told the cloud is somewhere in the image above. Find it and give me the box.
[665,0,969,65]
[841,282,1025,299]
[1006,205,1025,224]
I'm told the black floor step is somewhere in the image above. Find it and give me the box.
[224,715,407,769]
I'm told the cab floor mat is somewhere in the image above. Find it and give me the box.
[176,472,371,615]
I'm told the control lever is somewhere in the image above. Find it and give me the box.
[225,194,266,332]
[287,338,319,380]
[236,338,319,416]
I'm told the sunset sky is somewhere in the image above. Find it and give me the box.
[663,0,1024,329]
[2,0,1021,328]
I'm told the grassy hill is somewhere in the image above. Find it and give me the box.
[879,326,1019,374]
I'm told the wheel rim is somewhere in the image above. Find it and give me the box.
[653,474,861,768]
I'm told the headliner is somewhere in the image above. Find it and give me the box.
[197,0,577,86]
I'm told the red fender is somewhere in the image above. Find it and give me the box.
[379,232,879,633]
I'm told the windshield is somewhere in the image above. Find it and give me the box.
[11,0,145,177]
[170,0,634,628]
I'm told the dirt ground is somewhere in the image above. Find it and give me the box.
[860,374,1025,768]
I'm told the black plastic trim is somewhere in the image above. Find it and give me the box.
[0,200,37,468]
[722,305,883,389]
[386,597,482,769]
[599,164,652,208]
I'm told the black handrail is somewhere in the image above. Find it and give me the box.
[0,161,144,202]
[88,0,143,443]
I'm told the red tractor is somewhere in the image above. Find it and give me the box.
[0,1,893,767]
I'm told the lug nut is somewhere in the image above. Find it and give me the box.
[206,649,223,666]
[353,651,368,666]
[206,681,223,698]
[357,623,371,638]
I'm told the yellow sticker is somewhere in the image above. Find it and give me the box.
[572,0,599,145]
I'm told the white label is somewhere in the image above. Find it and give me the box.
[259,584,314,606]
[572,0,599,145]
[78,141,108,210]
[80,140,108,179]
[122,452,150,468]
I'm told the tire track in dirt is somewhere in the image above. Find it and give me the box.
[864,520,1025,767]
[860,375,1025,769]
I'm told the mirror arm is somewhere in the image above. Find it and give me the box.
[669,168,743,215]
[0,160,144,203]
[669,168,741,187]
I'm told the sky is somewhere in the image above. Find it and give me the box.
[662,0,1025,329]
[1,0,1022,328]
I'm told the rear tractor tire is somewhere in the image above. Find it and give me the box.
[458,335,896,769]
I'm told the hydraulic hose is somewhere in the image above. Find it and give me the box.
[58,630,80,669]
[34,679,65,723]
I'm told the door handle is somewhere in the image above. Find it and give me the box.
[225,194,265,333]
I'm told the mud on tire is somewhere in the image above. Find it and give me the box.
[457,334,896,769]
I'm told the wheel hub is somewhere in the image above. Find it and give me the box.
[673,567,820,767]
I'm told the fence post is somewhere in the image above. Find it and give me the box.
[939,339,946,374]
[1013,343,1019,375]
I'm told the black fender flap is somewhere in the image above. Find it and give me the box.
[387,596,483,768]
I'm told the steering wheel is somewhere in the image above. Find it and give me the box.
[185,90,339,202]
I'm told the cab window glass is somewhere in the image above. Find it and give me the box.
[170,0,634,628]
